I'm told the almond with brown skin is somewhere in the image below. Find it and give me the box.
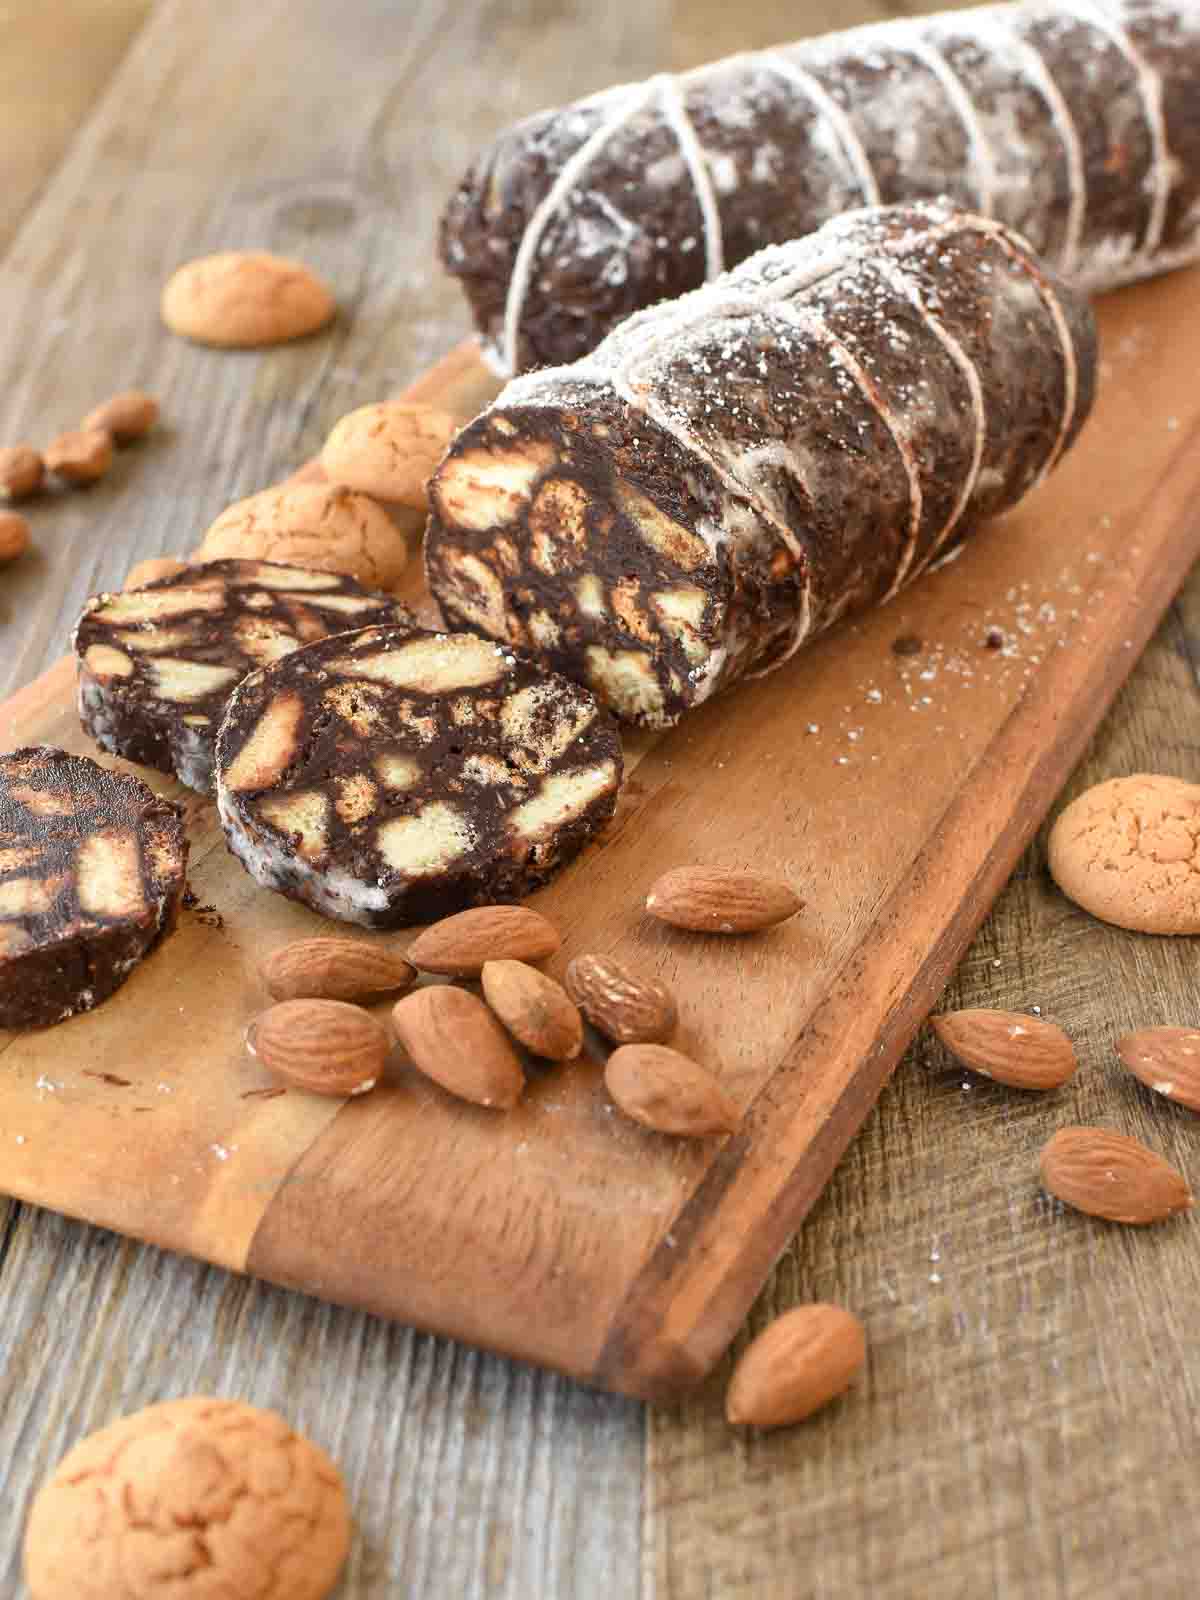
[645,866,801,934]
[930,1008,1077,1089]
[261,937,417,1005]
[726,1304,867,1429]
[392,985,525,1108]
[1039,1126,1193,1224]
[406,905,560,976]
[605,1043,738,1137]
[82,390,159,443]
[481,960,582,1061]
[0,511,30,564]
[44,427,113,485]
[0,444,43,500]
[1116,1027,1200,1112]
[248,998,387,1097]
[565,953,677,1044]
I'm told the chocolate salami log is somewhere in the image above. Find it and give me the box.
[441,0,1200,373]
[427,203,1096,728]
[0,748,187,1029]
[74,560,413,795]
[215,625,621,928]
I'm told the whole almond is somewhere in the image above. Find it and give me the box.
[261,937,417,1004]
[407,905,560,976]
[248,998,387,1096]
[44,428,113,485]
[82,389,159,443]
[481,960,582,1060]
[645,866,801,934]
[930,1008,1077,1090]
[392,986,524,1109]
[322,401,458,510]
[161,251,335,347]
[0,444,44,500]
[0,511,31,564]
[605,1043,738,1137]
[1116,1027,1200,1112]
[1040,1126,1193,1224]
[565,953,677,1044]
[125,556,188,590]
[726,1304,867,1429]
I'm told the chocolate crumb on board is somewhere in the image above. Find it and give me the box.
[0,747,187,1029]
[74,558,414,795]
[427,202,1096,727]
[215,623,622,928]
[441,0,1200,372]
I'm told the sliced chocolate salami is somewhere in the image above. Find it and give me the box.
[74,559,414,795]
[215,625,621,928]
[441,0,1200,371]
[427,203,1097,728]
[0,747,187,1029]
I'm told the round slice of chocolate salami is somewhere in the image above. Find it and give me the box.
[0,747,187,1029]
[74,559,414,795]
[214,625,622,928]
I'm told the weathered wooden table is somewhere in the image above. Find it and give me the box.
[2,1,1199,1594]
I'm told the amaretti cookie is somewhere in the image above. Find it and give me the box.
[74,559,414,794]
[215,624,622,927]
[0,747,187,1029]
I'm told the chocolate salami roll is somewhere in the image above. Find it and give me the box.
[427,203,1096,728]
[441,0,1200,372]
[0,747,187,1029]
[74,560,414,795]
[215,625,621,928]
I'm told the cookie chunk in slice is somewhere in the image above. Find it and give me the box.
[0,746,187,1029]
[74,558,414,794]
[215,624,621,927]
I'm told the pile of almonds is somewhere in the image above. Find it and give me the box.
[0,389,159,570]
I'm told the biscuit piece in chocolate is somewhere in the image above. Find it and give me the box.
[215,625,622,928]
[74,560,414,795]
[0,747,187,1029]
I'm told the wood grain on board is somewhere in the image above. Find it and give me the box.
[5,0,1200,1597]
[4,264,1200,1400]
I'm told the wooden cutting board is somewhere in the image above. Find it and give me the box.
[2,268,1199,1401]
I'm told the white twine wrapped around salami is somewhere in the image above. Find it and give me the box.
[440,0,1199,373]
[426,203,1096,728]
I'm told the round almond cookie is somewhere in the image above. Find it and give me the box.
[74,559,414,794]
[23,1396,350,1600]
[215,624,622,927]
[0,747,187,1029]
[1048,773,1200,935]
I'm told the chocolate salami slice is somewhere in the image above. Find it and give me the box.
[427,203,1096,728]
[74,560,414,795]
[440,0,1200,372]
[215,625,621,928]
[0,747,187,1029]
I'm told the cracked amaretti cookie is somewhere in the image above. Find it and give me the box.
[0,746,187,1029]
[74,559,414,794]
[215,624,622,927]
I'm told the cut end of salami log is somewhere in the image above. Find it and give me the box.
[441,0,1200,373]
[73,559,414,794]
[214,624,622,929]
[0,747,188,1030]
[427,203,1097,728]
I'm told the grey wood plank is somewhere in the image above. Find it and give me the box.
[0,0,664,1592]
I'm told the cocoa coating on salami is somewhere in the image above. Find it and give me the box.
[440,0,1200,372]
[426,203,1096,728]
[215,624,621,928]
[74,559,414,794]
[0,747,187,1029]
